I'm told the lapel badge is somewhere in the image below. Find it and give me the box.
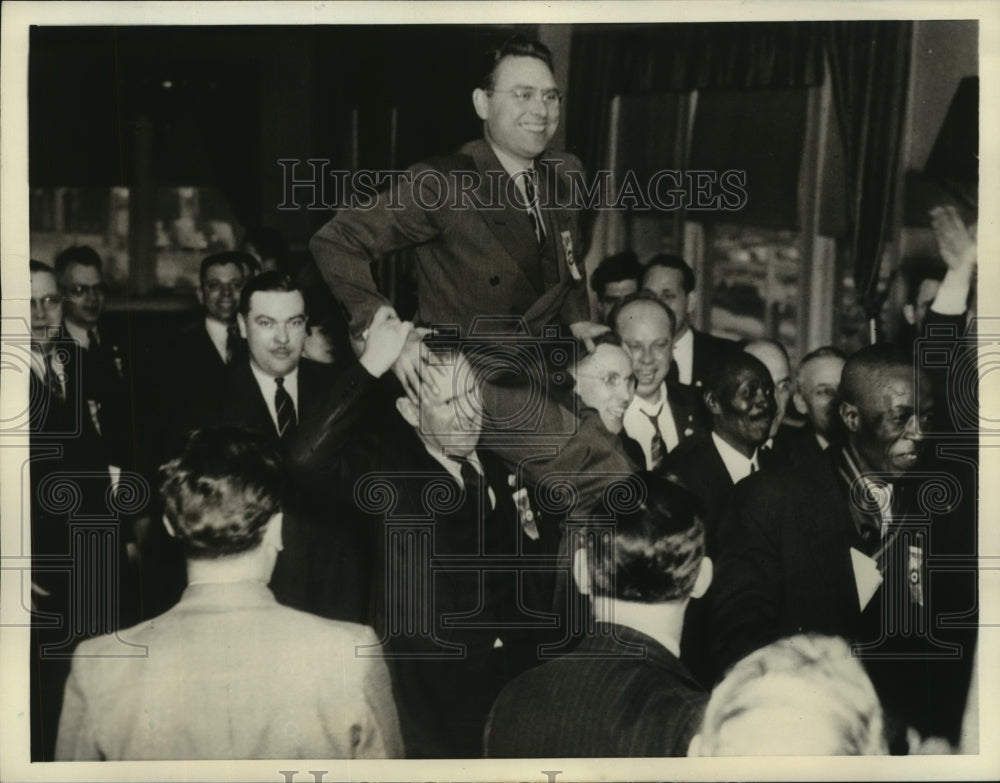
[560,229,582,281]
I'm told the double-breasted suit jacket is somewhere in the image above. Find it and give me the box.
[310,138,589,337]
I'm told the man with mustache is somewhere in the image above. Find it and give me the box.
[711,345,946,749]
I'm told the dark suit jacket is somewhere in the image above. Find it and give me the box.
[771,422,830,467]
[291,376,551,758]
[661,434,735,555]
[162,357,374,623]
[709,449,967,741]
[310,138,589,336]
[485,623,706,757]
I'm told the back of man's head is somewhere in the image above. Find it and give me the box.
[583,472,705,604]
[692,634,888,756]
[159,426,284,560]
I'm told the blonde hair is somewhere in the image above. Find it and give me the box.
[697,635,888,756]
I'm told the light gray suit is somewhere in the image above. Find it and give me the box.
[55,581,403,760]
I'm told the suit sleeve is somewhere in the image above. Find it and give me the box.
[354,629,405,759]
[286,363,376,492]
[710,475,785,673]
[54,660,100,761]
[309,163,444,336]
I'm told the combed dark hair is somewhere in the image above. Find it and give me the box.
[590,250,642,296]
[642,253,696,294]
[159,427,284,559]
[200,251,252,286]
[583,472,705,604]
[610,289,677,337]
[839,344,913,407]
[54,245,102,285]
[478,35,554,90]
[238,270,303,316]
[30,259,54,275]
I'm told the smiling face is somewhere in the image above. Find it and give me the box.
[615,299,673,403]
[238,290,307,377]
[473,55,559,168]
[706,358,777,458]
[844,366,932,477]
[574,343,636,434]
[60,262,104,329]
[199,261,245,324]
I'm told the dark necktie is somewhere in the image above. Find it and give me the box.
[274,376,296,438]
[46,352,66,402]
[452,456,485,512]
[523,170,546,246]
[225,324,239,364]
[86,328,99,353]
[643,408,665,470]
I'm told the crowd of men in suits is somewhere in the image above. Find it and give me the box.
[27,35,978,761]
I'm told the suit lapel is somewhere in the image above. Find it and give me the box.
[228,360,279,442]
[469,141,544,294]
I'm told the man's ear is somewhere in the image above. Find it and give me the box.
[162,514,177,538]
[690,556,713,600]
[472,88,490,121]
[572,548,591,596]
[793,389,809,416]
[263,512,284,552]
[237,312,248,339]
[704,389,721,416]
[396,396,419,429]
[902,303,916,326]
[839,400,860,433]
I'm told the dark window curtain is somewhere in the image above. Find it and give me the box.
[823,21,913,327]
[565,23,825,176]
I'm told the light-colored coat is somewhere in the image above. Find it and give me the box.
[55,581,403,760]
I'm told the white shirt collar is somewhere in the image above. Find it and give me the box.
[423,446,496,509]
[815,431,830,451]
[623,383,680,467]
[204,317,232,362]
[712,431,759,484]
[247,361,299,432]
[64,320,94,349]
[672,329,694,385]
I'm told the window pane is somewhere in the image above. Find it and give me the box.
[707,222,801,362]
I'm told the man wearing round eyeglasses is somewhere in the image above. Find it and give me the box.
[310,35,606,399]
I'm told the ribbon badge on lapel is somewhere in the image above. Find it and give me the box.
[512,486,540,541]
[560,229,582,281]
